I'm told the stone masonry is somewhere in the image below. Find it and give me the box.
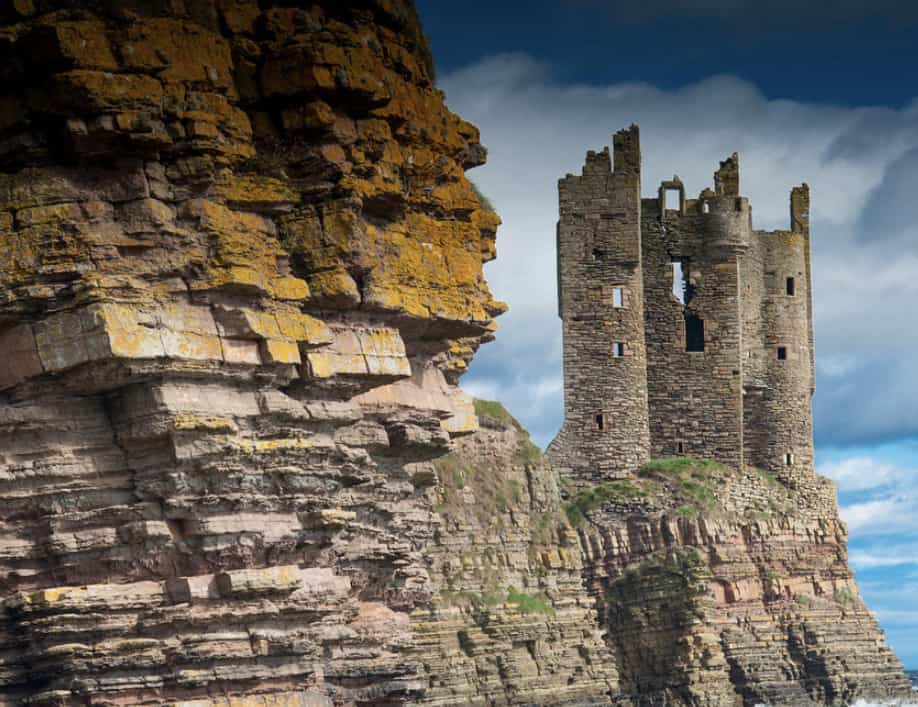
[548,126,815,483]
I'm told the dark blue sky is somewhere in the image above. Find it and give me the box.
[417,0,915,108]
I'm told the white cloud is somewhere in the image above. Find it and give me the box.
[818,457,911,492]
[851,545,918,569]
[443,53,918,450]
[841,495,918,535]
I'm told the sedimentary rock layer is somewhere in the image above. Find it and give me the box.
[0,1,502,704]
[410,403,616,706]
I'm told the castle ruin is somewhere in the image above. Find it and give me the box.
[547,125,815,482]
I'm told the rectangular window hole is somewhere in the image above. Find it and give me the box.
[786,277,796,296]
[777,346,787,360]
[702,201,710,214]
[612,342,625,357]
[676,441,685,454]
[671,260,685,304]
[594,413,606,431]
[685,314,704,352]
[665,189,681,210]
[612,287,624,307]
[784,452,794,466]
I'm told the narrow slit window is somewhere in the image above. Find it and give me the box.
[612,342,625,358]
[685,314,705,352]
[594,413,606,431]
[702,201,710,214]
[784,452,794,466]
[672,260,685,304]
[665,189,681,211]
[612,287,624,308]
[786,277,796,296]
[676,441,685,454]
[777,346,787,361]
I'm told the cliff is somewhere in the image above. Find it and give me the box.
[0,1,503,704]
[0,1,910,706]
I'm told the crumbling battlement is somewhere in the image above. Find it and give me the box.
[548,125,814,483]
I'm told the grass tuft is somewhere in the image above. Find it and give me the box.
[470,181,495,212]
[564,479,651,526]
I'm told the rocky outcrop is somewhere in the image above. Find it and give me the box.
[410,401,616,706]
[0,1,502,704]
[567,459,912,705]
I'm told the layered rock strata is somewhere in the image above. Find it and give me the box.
[569,459,912,705]
[410,402,616,706]
[0,1,502,704]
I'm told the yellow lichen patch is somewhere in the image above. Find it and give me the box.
[32,20,119,70]
[303,268,361,309]
[210,172,298,211]
[51,70,164,112]
[117,18,235,92]
[260,339,301,365]
[273,310,333,346]
[183,200,308,300]
[172,414,237,433]
[21,586,84,606]
[272,275,310,301]
[96,303,166,359]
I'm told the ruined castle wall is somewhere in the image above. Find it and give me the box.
[548,127,650,480]
[641,188,748,470]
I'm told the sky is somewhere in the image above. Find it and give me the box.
[416,0,918,670]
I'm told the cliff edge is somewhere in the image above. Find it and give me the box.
[0,1,502,704]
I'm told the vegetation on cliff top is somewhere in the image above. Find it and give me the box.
[470,181,496,213]
[563,479,654,526]
[472,398,541,466]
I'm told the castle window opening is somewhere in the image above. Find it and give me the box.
[594,413,606,431]
[702,201,710,214]
[612,287,624,307]
[685,314,705,352]
[592,247,606,261]
[784,452,794,466]
[612,342,625,357]
[777,346,787,360]
[786,277,796,296]
[665,189,681,211]
[671,260,686,304]
[676,441,685,454]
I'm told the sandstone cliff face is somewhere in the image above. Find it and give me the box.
[568,460,912,705]
[0,1,502,704]
[410,402,616,706]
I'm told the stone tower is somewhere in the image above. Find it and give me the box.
[548,126,651,479]
[548,125,815,483]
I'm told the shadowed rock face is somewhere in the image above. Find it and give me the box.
[0,1,504,704]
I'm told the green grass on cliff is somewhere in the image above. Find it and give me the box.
[639,456,724,475]
[564,479,652,526]
[638,457,723,517]
[472,398,542,467]
[470,181,496,212]
[473,398,514,423]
